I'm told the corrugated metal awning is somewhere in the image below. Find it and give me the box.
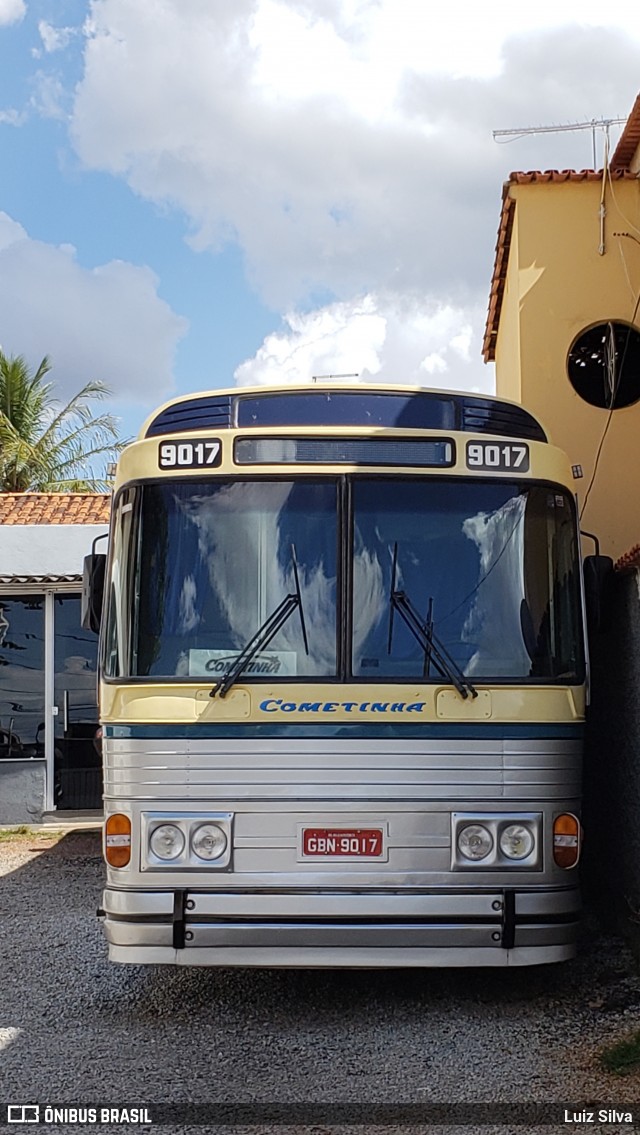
[0,574,82,585]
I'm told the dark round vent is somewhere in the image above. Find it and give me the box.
[567,321,640,409]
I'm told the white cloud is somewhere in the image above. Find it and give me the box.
[247,0,625,114]
[30,72,67,119]
[69,1,640,389]
[0,213,28,248]
[38,20,77,53]
[71,4,640,301]
[0,107,24,125]
[0,0,25,27]
[234,292,491,393]
[0,211,187,405]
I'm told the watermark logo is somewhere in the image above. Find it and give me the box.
[7,1105,39,1123]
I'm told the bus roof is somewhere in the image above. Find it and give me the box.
[140,383,547,444]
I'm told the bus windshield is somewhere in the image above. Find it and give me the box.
[352,479,583,681]
[104,477,584,684]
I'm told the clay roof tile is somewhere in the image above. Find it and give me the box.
[0,493,111,526]
[611,94,640,170]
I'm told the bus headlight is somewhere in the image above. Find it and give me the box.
[141,811,234,871]
[452,812,541,870]
[499,824,534,860]
[149,824,185,860]
[192,824,228,861]
[457,824,493,861]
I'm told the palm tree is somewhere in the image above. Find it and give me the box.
[0,352,125,491]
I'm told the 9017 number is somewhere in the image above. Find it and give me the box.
[158,439,222,469]
[466,440,529,472]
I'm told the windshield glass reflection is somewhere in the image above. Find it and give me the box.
[135,480,338,678]
[352,480,583,681]
[107,476,583,684]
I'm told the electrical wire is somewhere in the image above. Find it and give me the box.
[606,165,640,240]
[618,239,638,304]
[598,135,609,255]
[579,268,640,521]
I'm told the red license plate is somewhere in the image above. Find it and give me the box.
[302,828,383,857]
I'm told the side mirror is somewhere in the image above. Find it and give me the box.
[583,554,613,636]
[81,553,106,633]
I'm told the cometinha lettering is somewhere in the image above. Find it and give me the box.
[564,1110,634,1124]
[259,699,427,714]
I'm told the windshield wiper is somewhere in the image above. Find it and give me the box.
[387,542,478,700]
[210,544,309,699]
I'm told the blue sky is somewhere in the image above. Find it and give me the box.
[1,0,640,444]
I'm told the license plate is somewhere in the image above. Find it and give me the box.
[301,828,384,857]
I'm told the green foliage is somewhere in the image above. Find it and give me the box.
[0,825,31,839]
[600,1031,640,1075]
[0,826,62,842]
[0,352,125,491]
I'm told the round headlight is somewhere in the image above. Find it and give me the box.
[150,823,185,860]
[458,824,493,861]
[499,824,534,860]
[192,824,227,861]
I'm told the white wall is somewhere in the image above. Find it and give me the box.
[0,524,109,576]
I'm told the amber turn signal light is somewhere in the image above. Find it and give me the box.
[105,813,131,868]
[553,813,581,869]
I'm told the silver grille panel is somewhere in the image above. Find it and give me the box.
[104,736,581,802]
[104,734,580,886]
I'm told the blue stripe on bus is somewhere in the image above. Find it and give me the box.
[103,723,584,741]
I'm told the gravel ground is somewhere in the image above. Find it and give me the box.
[1,831,640,1135]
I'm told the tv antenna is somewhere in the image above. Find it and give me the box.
[493,117,627,167]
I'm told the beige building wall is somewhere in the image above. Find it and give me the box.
[494,177,640,559]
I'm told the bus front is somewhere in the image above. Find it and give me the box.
[98,385,585,967]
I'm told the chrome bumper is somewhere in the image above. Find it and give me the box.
[100,887,580,968]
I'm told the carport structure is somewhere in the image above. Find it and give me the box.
[0,493,110,821]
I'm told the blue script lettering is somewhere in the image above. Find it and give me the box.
[258,698,428,715]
